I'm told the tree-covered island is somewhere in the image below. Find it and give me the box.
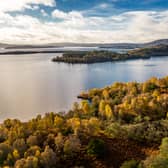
[52,45,168,64]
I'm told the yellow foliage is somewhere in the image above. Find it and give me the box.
[35,150,40,157]
[32,156,38,168]
[99,100,105,116]
[81,118,101,135]
[67,117,81,135]
[81,100,90,113]
[13,149,20,159]
[102,89,109,99]
[105,104,113,119]
[152,90,160,97]
[54,116,64,128]
[88,117,101,135]
[89,117,100,126]
[81,119,89,128]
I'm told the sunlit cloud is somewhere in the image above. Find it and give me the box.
[0,0,56,12]
[0,0,167,44]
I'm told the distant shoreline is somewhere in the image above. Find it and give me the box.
[0,50,66,55]
[0,48,126,55]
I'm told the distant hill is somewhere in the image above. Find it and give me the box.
[0,43,11,48]
[46,39,168,49]
[99,39,168,49]
[145,39,168,47]
[1,39,168,49]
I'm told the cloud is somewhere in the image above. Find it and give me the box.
[40,9,48,16]
[52,9,83,20]
[96,3,110,9]
[0,8,168,44]
[82,2,116,17]
[30,5,40,11]
[0,0,56,13]
[52,9,68,19]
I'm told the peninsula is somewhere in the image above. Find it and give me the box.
[0,76,168,168]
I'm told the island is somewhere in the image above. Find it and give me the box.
[0,76,168,168]
[52,45,168,64]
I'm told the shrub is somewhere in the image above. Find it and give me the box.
[40,146,57,167]
[127,121,168,143]
[159,137,168,157]
[145,156,168,168]
[105,123,127,138]
[143,137,168,168]
[0,143,12,165]
[87,139,105,157]
[63,136,81,156]
[27,135,38,147]
[13,139,27,156]
[120,160,139,168]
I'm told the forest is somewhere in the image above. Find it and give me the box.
[52,45,168,64]
[0,76,168,168]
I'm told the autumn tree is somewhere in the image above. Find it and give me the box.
[63,135,81,156]
[40,146,57,168]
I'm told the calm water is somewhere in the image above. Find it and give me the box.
[0,53,168,122]
[0,46,130,53]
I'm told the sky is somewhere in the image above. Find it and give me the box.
[0,0,168,44]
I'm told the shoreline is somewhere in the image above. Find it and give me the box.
[0,50,66,55]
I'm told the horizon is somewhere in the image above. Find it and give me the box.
[1,38,168,46]
[0,0,168,44]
